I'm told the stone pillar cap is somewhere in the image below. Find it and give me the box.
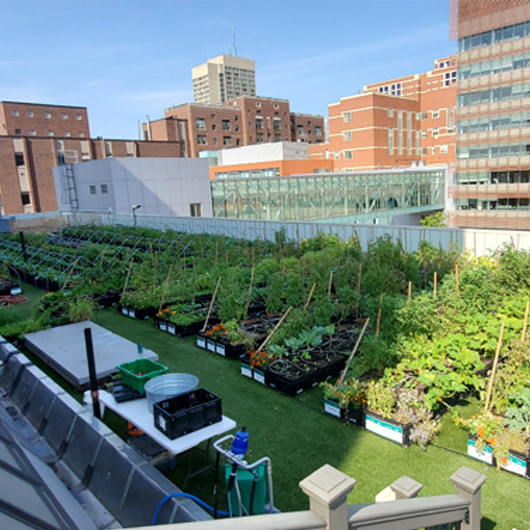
[299,464,356,507]
[390,475,423,498]
[450,466,487,494]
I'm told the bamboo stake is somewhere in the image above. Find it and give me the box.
[375,293,384,337]
[328,270,333,297]
[357,263,363,296]
[122,259,134,296]
[245,266,255,317]
[201,277,221,332]
[485,322,505,413]
[98,250,106,269]
[304,283,316,310]
[256,306,292,353]
[522,302,530,342]
[61,258,79,291]
[455,263,460,298]
[338,318,370,384]
[158,265,173,313]
[408,281,412,301]
[433,271,437,298]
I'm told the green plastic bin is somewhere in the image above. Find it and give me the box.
[224,462,268,516]
[117,359,168,394]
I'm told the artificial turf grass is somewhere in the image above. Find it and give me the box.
[0,280,43,325]
[93,308,530,529]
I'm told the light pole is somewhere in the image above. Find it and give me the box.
[132,204,141,226]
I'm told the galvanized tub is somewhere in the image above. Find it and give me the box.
[144,373,199,413]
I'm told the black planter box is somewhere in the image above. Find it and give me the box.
[365,410,412,447]
[266,363,320,396]
[95,289,121,308]
[118,304,156,320]
[215,340,246,360]
[309,352,347,380]
[324,399,366,428]
[153,316,203,337]
[154,388,222,440]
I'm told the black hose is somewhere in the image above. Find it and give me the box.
[213,450,221,519]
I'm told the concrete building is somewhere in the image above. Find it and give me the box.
[192,55,256,105]
[448,0,530,229]
[145,96,325,159]
[53,157,212,217]
[309,57,457,171]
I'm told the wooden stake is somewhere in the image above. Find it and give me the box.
[328,270,333,297]
[256,306,292,353]
[202,277,221,332]
[305,283,316,310]
[455,263,460,298]
[98,250,106,269]
[61,258,79,291]
[122,259,134,296]
[375,293,384,337]
[408,281,412,301]
[522,302,530,342]
[433,271,437,298]
[338,318,370,384]
[485,322,505,413]
[158,265,173,313]
[357,263,363,296]
[245,266,255,317]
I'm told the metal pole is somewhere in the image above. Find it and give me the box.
[19,231,27,262]
[84,327,101,419]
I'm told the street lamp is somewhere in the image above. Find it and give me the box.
[132,204,142,226]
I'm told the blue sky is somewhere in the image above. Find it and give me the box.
[3,0,455,139]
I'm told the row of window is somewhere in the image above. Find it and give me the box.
[14,129,84,137]
[458,82,530,107]
[457,112,530,134]
[459,51,530,80]
[458,20,530,52]
[456,170,530,185]
[11,110,83,120]
[456,198,530,211]
[89,184,108,195]
[378,82,402,96]
[457,141,530,160]
[215,168,280,179]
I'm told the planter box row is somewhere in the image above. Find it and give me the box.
[467,435,530,479]
[196,334,247,360]
[153,316,203,338]
[117,304,157,320]
[0,282,22,296]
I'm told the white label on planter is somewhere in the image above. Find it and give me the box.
[197,337,206,349]
[501,455,527,477]
[157,415,167,432]
[207,340,216,352]
[366,415,403,444]
[254,369,265,385]
[467,439,493,465]
[168,324,176,335]
[121,307,128,315]
[241,364,252,378]
[10,287,21,295]
[324,400,341,419]
[128,308,136,318]
[216,344,226,356]
[159,322,167,332]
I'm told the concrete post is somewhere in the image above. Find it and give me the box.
[450,466,487,530]
[390,475,423,499]
[299,464,356,530]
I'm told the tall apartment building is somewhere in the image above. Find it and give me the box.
[145,96,325,158]
[192,55,256,105]
[309,58,457,171]
[448,0,530,229]
[0,102,184,215]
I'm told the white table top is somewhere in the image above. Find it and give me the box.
[99,393,236,454]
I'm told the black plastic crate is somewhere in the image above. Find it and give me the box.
[153,388,222,440]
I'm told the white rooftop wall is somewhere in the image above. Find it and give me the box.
[217,142,309,166]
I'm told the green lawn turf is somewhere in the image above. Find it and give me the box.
[0,281,43,326]
[88,308,530,529]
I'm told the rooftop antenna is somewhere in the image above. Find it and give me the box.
[231,28,237,56]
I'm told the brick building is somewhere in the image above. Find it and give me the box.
[144,96,325,159]
[309,57,457,171]
[448,0,530,229]
[0,102,183,215]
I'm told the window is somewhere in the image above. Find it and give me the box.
[344,150,353,160]
[101,184,108,194]
[273,119,281,130]
[15,154,24,166]
[255,118,263,129]
[315,126,322,136]
[45,112,51,119]
[432,128,439,138]
[256,133,264,142]
[344,131,352,141]
[89,185,96,195]
[422,147,427,156]
[297,125,304,135]
[432,110,440,119]
[213,138,218,146]
[421,130,428,138]
[12,110,19,117]
[211,114,216,120]
[76,114,82,120]
[197,135,207,145]
[15,129,21,135]
[440,145,448,154]
[212,124,216,131]
[388,109,393,118]
[78,132,84,137]
[222,119,231,131]
[62,113,68,120]
[274,134,281,142]
[431,147,436,155]
[64,131,71,137]
[27,111,34,117]
[21,192,31,206]
[256,101,261,107]
[343,112,351,123]
[223,136,232,146]
[48,130,53,136]
[421,112,427,121]
[29,130,36,136]
[190,203,202,217]
[196,117,206,129]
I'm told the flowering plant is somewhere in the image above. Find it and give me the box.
[320,378,367,409]
[206,324,228,341]
[249,350,276,369]
[366,380,396,419]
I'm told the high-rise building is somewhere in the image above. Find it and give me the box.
[448,0,530,229]
[192,55,256,105]
[309,57,457,171]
